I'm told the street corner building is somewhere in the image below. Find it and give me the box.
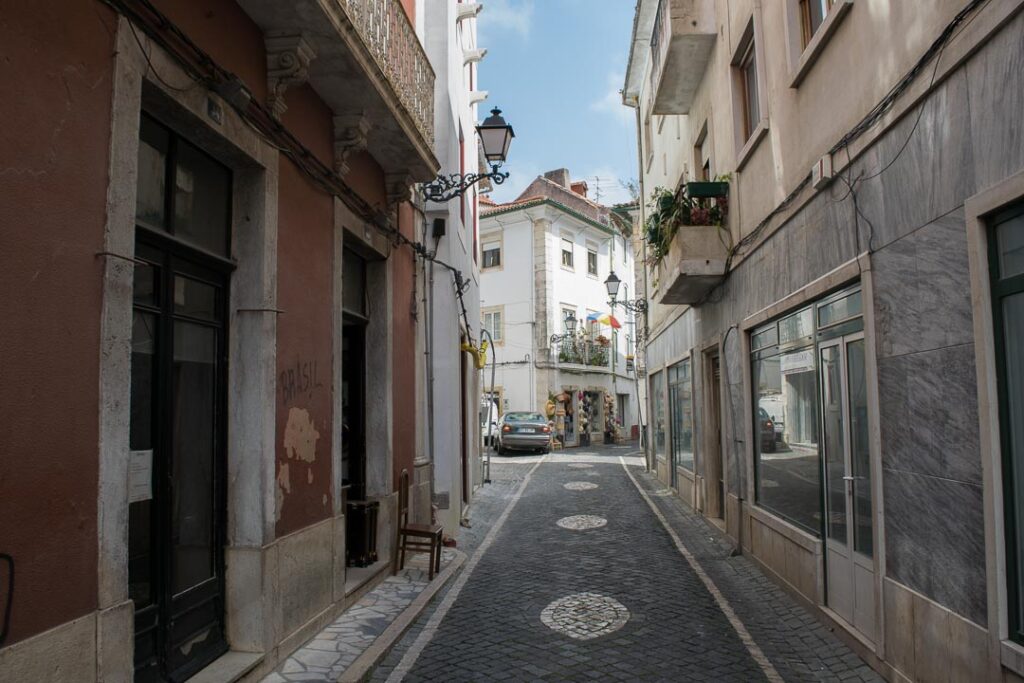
[0,0,486,680]
[479,170,642,449]
[625,0,1024,680]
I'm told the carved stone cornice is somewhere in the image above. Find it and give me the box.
[265,33,316,119]
[333,114,372,176]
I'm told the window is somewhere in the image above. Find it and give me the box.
[991,204,1024,643]
[587,246,598,276]
[644,112,654,170]
[800,0,835,47]
[482,308,503,343]
[561,306,576,333]
[651,371,666,460]
[561,238,574,269]
[586,309,600,340]
[750,284,865,535]
[669,360,694,471]
[739,37,760,141]
[482,241,501,269]
[695,122,711,181]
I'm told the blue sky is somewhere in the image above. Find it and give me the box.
[477,0,638,205]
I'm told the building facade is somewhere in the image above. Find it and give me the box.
[422,0,486,534]
[625,0,1024,679]
[0,1,477,680]
[480,170,641,446]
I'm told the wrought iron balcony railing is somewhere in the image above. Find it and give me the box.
[338,0,435,147]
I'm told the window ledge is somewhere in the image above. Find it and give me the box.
[1002,640,1024,677]
[789,0,853,89]
[736,119,769,171]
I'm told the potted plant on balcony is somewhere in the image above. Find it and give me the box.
[595,334,610,348]
[645,175,731,268]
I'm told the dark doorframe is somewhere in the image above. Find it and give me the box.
[705,350,724,520]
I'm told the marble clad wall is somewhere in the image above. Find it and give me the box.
[645,9,1024,629]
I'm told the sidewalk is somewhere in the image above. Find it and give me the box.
[261,550,463,683]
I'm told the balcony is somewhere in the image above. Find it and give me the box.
[239,0,438,180]
[649,0,716,115]
[646,183,729,305]
[551,337,611,371]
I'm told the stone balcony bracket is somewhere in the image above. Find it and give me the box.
[239,0,439,182]
[386,172,415,209]
[265,32,317,120]
[469,90,489,105]
[456,3,483,22]
[334,113,373,177]
[463,48,488,66]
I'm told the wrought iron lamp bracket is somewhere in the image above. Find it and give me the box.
[421,165,509,203]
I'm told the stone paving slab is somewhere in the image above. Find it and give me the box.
[261,550,460,683]
[369,445,885,682]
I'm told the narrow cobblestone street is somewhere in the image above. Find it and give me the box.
[370,444,881,682]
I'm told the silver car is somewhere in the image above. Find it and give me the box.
[495,411,552,454]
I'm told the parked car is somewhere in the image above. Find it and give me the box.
[496,411,552,455]
[481,417,499,447]
[758,407,776,453]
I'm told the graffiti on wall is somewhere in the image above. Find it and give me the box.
[279,357,324,405]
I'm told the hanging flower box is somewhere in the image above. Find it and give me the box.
[686,180,729,199]
[645,179,731,306]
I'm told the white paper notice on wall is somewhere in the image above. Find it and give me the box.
[128,449,154,503]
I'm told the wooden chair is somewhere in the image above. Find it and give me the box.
[394,469,443,580]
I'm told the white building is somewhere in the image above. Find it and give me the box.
[421,0,486,533]
[480,170,641,448]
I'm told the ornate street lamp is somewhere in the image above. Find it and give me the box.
[604,271,648,314]
[549,310,577,345]
[422,108,515,203]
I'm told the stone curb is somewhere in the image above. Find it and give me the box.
[337,550,467,683]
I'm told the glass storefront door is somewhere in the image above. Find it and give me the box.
[819,332,875,641]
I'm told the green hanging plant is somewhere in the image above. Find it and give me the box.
[644,174,731,267]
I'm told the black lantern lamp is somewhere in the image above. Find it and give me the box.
[605,270,648,314]
[550,310,578,345]
[422,108,515,203]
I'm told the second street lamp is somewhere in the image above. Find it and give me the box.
[422,107,516,203]
[549,310,577,345]
[605,270,647,314]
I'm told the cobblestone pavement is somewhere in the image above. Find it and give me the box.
[369,445,882,682]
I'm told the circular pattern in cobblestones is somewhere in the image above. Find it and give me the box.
[563,481,599,491]
[540,592,630,640]
[566,463,593,469]
[556,515,607,530]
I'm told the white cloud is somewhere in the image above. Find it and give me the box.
[590,71,633,127]
[478,0,534,41]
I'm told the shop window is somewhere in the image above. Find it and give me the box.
[751,283,866,536]
[991,203,1024,644]
[651,371,667,460]
[669,360,694,471]
[561,238,574,269]
[482,241,501,269]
